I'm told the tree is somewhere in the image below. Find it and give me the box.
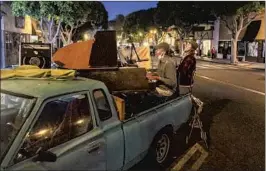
[71,2,108,43]
[60,1,108,46]
[155,2,215,55]
[206,1,264,63]
[124,8,156,33]
[11,1,62,44]
[109,14,126,41]
[11,1,108,46]
[110,14,125,31]
[123,8,157,44]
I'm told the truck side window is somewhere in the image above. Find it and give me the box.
[93,89,112,121]
[14,94,93,163]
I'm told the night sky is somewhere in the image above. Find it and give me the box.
[102,1,158,21]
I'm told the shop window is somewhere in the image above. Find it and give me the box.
[218,41,231,55]
[218,41,224,53]
[237,42,245,56]
[247,41,258,57]
[15,16,25,29]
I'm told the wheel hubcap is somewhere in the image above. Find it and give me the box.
[156,134,170,163]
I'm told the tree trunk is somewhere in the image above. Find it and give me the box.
[67,32,72,45]
[231,39,238,64]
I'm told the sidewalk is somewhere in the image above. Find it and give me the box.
[193,56,265,70]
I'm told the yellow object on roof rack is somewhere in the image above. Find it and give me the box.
[1,65,76,80]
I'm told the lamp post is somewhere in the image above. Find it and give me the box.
[149,29,158,45]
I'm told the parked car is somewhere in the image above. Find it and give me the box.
[1,70,193,170]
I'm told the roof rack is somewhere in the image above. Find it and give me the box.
[1,65,76,80]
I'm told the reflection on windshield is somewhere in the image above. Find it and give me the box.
[0,92,35,160]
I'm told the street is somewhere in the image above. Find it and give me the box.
[131,59,265,171]
[1,1,265,171]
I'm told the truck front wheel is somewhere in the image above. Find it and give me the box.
[149,130,173,167]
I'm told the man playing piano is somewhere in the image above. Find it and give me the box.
[146,42,177,97]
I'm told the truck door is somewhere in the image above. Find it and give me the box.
[8,92,106,170]
[92,89,124,170]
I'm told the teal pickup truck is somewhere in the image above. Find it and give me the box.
[1,76,193,170]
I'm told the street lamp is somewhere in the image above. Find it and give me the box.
[83,33,89,40]
[139,32,143,36]
[149,29,158,45]
[150,29,157,34]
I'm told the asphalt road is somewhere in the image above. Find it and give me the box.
[131,59,265,171]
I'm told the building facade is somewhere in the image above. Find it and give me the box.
[1,2,34,68]
[215,13,265,63]
[0,2,63,68]
[194,23,214,56]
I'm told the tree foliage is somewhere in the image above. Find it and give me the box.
[11,1,108,45]
[124,8,157,34]
[71,2,108,43]
[206,1,264,38]
[155,2,215,39]
[60,1,108,45]
[155,2,215,54]
[110,14,125,31]
[109,14,126,40]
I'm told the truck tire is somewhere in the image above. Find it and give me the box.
[149,129,173,168]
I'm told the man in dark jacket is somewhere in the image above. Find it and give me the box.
[146,42,177,97]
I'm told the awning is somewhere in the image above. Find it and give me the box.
[242,20,261,42]
[255,17,264,40]
[31,19,42,36]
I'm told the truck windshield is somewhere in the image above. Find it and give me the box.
[0,92,35,161]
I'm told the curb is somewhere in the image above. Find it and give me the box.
[194,57,265,71]
[196,58,231,65]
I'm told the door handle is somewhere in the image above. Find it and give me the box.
[87,145,100,154]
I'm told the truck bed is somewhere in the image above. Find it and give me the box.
[113,91,180,120]
[119,93,193,169]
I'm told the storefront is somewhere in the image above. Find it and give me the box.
[1,3,33,67]
[194,30,213,56]
[237,41,246,57]
[241,14,265,63]
[218,41,231,59]
[244,40,265,63]
[217,41,249,60]
[216,13,265,63]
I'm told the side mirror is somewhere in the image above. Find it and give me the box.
[33,150,57,162]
